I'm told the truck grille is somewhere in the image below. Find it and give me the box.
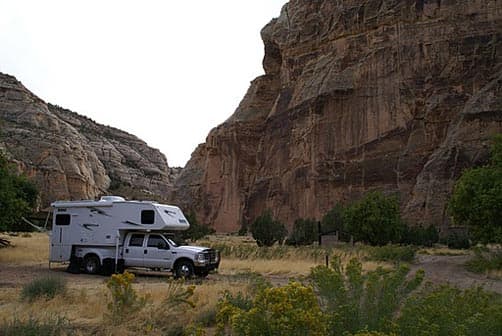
[203,249,218,264]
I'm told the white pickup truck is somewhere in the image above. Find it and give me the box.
[49,196,220,278]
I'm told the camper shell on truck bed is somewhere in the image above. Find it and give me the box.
[49,196,219,277]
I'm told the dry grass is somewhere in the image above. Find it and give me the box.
[0,232,49,265]
[220,257,319,276]
[418,246,470,256]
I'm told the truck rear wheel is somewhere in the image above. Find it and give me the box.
[84,255,101,274]
[174,260,194,279]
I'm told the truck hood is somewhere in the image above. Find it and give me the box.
[176,245,210,253]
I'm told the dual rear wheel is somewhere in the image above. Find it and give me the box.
[83,254,101,274]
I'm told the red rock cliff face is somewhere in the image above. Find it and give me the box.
[173,0,502,232]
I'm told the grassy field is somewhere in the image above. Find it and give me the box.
[0,233,500,335]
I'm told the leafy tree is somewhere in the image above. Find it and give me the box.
[0,153,38,231]
[249,210,287,247]
[448,134,502,243]
[321,203,345,234]
[181,211,215,241]
[286,218,318,246]
[343,191,405,246]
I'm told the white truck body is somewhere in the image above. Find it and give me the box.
[49,196,219,277]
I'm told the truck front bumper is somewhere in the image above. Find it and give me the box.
[194,261,220,275]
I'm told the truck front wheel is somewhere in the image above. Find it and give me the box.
[83,254,101,274]
[174,260,194,279]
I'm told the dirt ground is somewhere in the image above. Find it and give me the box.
[411,254,502,293]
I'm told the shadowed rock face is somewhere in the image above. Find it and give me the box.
[0,73,176,206]
[173,0,502,232]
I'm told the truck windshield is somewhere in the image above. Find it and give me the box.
[167,238,178,247]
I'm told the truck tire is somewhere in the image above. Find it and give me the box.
[83,254,101,275]
[66,255,81,274]
[174,260,194,279]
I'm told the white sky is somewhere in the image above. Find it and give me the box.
[0,0,285,167]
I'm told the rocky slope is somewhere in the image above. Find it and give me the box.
[0,73,175,206]
[173,0,502,232]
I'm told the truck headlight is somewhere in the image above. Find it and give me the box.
[196,252,206,263]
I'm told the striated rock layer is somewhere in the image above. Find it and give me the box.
[173,0,502,232]
[0,73,176,206]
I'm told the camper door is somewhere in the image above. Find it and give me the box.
[50,212,72,262]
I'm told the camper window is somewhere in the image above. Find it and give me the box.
[147,235,168,249]
[55,214,71,226]
[141,210,155,224]
[129,234,145,247]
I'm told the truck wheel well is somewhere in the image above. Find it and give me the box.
[174,258,193,268]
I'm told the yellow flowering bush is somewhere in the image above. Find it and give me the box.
[106,271,148,323]
[217,281,326,336]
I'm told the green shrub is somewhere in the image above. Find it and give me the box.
[397,284,502,335]
[465,249,502,274]
[20,275,67,302]
[367,245,417,263]
[401,225,439,247]
[310,258,424,334]
[106,271,148,323]
[249,210,287,247]
[237,226,248,236]
[444,230,471,249]
[217,281,326,336]
[343,191,405,246]
[0,315,69,336]
[286,218,318,246]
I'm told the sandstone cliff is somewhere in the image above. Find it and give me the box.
[173,0,502,232]
[0,73,175,206]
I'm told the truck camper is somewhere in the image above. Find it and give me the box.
[49,196,219,278]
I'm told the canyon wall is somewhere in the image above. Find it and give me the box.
[173,0,502,232]
[0,73,176,206]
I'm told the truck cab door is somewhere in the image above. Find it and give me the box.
[143,234,173,269]
[124,233,145,267]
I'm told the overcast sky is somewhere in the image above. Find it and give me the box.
[0,0,285,167]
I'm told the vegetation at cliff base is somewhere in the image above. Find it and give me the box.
[314,192,405,247]
[249,210,287,247]
[448,134,502,243]
[343,191,405,246]
[0,152,38,231]
[286,218,318,246]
